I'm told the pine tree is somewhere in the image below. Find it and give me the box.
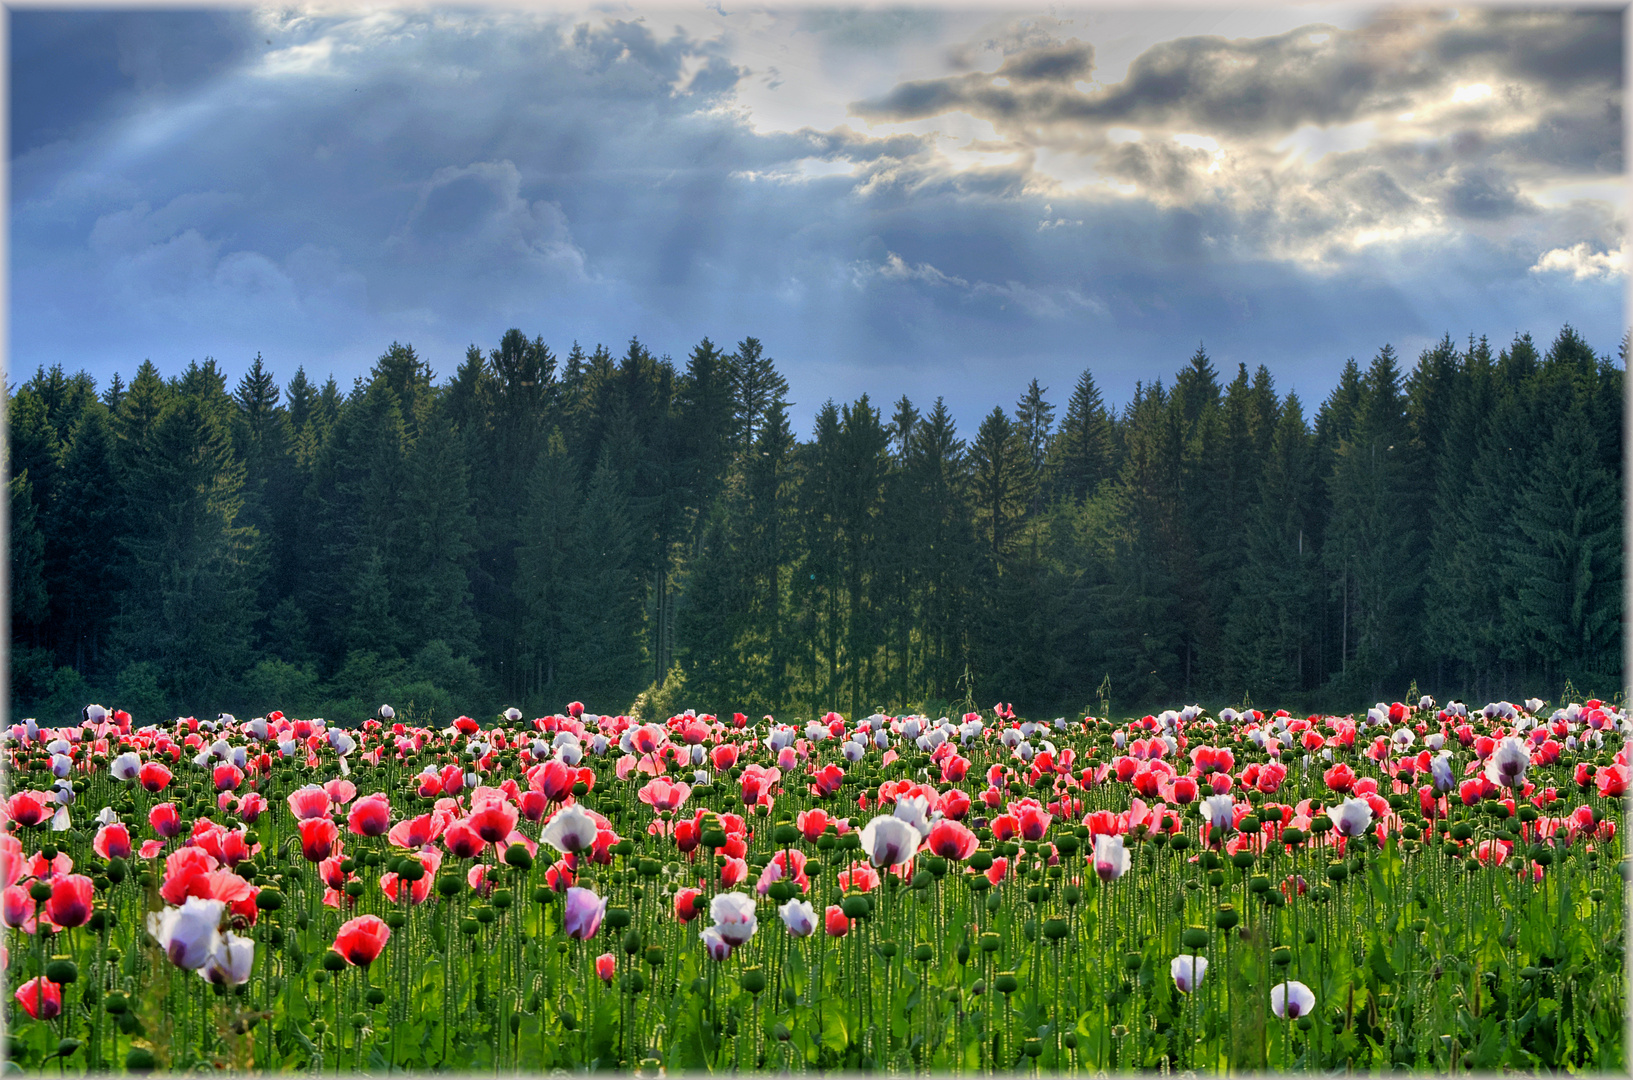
[1504,412,1622,680]
[969,407,1032,564]
[1049,368,1115,503]
[50,404,124,676]
[1225,393,1318,698]
[517,429,579,700]
[1323,345,1422,696]
[397,409,480,660]
[905,399,977,703]
[562,450,647,706]
[117,394,260,710]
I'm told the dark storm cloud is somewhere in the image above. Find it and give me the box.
[9,8,1623,437]
[855,21,1421,135]
[853,9,1621,145]
[1435,8,1622,92]
[10,10,259,155]
[1441,166,1532,221]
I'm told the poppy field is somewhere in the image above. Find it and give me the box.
[1,696,1626,1074]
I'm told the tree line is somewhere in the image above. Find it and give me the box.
[6,325,1623,725]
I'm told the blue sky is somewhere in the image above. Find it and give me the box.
[9,5,1625,433]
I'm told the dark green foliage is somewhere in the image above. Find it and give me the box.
[8,322,1621,723]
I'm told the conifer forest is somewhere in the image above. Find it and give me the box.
[6,324,1624,726]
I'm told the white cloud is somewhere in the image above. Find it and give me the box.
[1530,243,1625,281]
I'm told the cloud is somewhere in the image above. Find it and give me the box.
[1531,243,1625,281]
[9,7,1623,438]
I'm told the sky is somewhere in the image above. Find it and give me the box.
[8,3,1626,434]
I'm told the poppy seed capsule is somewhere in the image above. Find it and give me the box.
[1181,926,1211,950]
[739,967,767,994]
[994,972,1019,994]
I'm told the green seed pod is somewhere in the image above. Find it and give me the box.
[1206,869,1226,888]
[1042,918,1069,941]
[983,888,1001,910]
[1326,862,1349,882]
[772,824,799,844]
[1062,1031,1078,1051]
[384,911,407,930]
[1180,926,1210,950]
[910,870,933,890]
[739,967,767,994]
[606,907,632,930]
[106,856,128,884]
[258,888,284,911]
[493,889,514,910]
[104,993,129,1016]
[474,905,495,924]
[1168,834,1191,852]
[913,942,934,963]
[1023,1039,1043,1058]
[1282,827,1306,846]
[622,927,643,955]
[125,1048,158,1073]
[644,945,665,968]
[1230,850,1256,870]
[350,1012,368,1028]
[994,972,1019,995]
[1270,946,1291,967]
[323,951,347,972]
[1248,874,1270,894]
[969,850,993,871]
[313,970,330,985]
[505,845,534,870]
[1215,904,1239,930]
[956,940,971,964]
[29,881,53,903]
[533,886,554,904]
[877,940,898,958]
[46,957,78,984]
[622,970,647,994]
[767,880,796,903]
[437,875,462,898]
[460,918,480,935]
[840,893,870,919]
[365,987,386,1006]
[344,880,365,898]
